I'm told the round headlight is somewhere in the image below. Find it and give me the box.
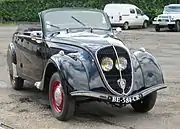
[115,57,127,70]
[101,57,113,72]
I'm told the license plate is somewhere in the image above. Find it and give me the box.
[160,22,167,25]
[109,94,143,104]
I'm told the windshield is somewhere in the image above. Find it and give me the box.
[164,6,180,13]
[42,9,110,35]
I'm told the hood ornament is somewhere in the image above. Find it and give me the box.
[117,79,126,94]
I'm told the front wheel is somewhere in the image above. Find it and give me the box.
[131,91,157,113]
[49,72,75,121]
[142,21,148,28]
[155,25,160,32]
[168,25,174,30]
[175,21,180,32]
[123,22,129,30]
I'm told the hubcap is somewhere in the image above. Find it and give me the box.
[144,22,147,28]
[51,80,64,113]
[177,21,180,30]
[124,23,128,30]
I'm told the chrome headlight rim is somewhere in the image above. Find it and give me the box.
[115,57,128,71]
[101,57,114,72]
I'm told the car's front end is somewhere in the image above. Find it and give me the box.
[153,15,176,27]
[67,43,166,106]
[153,4,180,31]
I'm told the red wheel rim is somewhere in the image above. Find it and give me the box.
[51,80,64,113]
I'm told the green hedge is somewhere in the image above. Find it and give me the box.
[0,0,109,22]
[0,0,178,22]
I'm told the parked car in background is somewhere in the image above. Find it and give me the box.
[104,4,149,30]
[7,8,166,121]
[153,4,180,32]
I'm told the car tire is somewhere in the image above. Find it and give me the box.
[131,91,157,113]
[49,72,75,121]
[175,20,180,32]
[142,21,148,28]
[168,25,174,30]
[155,25,160,32]
[9,62,24,90]
[123,22,129,30]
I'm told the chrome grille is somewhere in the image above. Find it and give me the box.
[97,46,132,95]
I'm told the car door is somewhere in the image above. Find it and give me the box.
[19,31,46,82]
[129,8,137,26]
[135,8,144,26]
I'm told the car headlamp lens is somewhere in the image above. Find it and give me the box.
[101,57,113,72]
[115,57,127,70]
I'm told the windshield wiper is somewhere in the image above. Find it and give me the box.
[46,23,61,29]
[45,23,61,37]
[71,16,110,32]
[71,16,86,27]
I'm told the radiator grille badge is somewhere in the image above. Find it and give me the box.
[117,79,126,94]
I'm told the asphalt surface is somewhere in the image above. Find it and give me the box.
[0,26,179,129]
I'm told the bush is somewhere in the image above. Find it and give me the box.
[0,0,108,22]
[0,0,175,22]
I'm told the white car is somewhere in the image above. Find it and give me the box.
[153,4,180,32]
[104,4,149,30]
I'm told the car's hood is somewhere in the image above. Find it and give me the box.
[48,31,128,53]
[158,14,171,18]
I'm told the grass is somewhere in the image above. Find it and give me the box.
[0,22,16,26]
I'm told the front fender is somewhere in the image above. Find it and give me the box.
[7,42,16,69]
[40,51,91,92]
[131,50,164,92]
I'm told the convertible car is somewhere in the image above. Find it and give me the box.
[7,8,166,121]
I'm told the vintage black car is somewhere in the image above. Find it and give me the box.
[7,8,166,121]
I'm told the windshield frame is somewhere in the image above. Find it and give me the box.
[39,8,112,38]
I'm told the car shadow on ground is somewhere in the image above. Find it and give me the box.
[7,82,149,126]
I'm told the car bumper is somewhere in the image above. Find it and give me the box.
[111,23,124,27]
[153,21,175,26]
[70,84,166,105]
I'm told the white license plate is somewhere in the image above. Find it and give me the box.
[110,94,142,104]
[159,21,168,25]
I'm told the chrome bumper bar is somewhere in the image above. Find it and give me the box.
[70,84,167,104]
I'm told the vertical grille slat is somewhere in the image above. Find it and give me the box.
[97,46,132,95]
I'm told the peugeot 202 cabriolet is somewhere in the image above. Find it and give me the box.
[7,8,166,121]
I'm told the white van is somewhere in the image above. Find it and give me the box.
[104,4,149,30]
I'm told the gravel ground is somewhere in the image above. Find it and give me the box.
[0,26,179,129]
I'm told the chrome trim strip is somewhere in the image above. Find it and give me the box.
[112,45,124,94]
[15,34,42,40]
[70,91,109,100]
[114,45,134,96]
